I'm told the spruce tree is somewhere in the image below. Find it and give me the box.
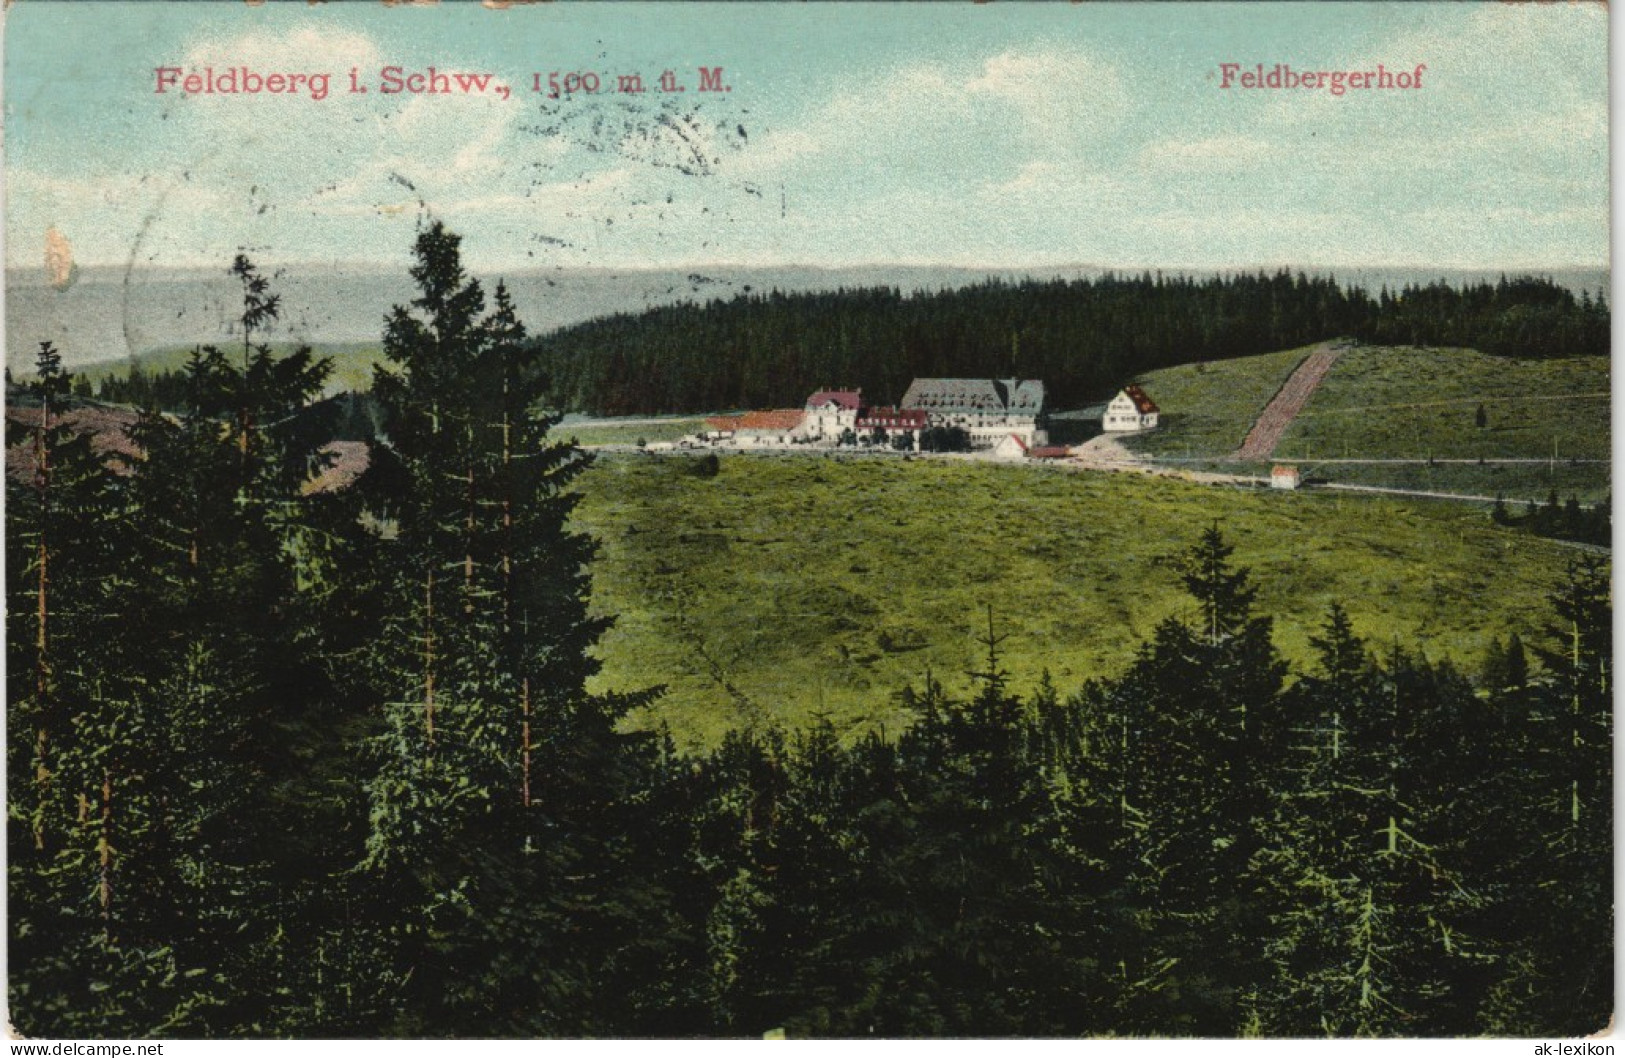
[1482,559,1612,1034]
[1254,611,1488,1035]
[115,261,336,1035]
[9,255,340,1036]
[6,344,139,1035]
[1082,526,1288,1033]
[355,221,666,1036]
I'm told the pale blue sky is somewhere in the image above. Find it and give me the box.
[4,2,1609,271]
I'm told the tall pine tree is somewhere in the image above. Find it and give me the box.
[1081,525,1289,1033]
[354,221,668,1036]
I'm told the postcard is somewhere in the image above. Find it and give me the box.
[3,0,1612,1042]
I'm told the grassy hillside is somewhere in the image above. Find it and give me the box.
[572,452,1588,749]
[1120,345,1610,500]
[75,342,387,394]
[1116,345,1317,458]
[562,418,709,447]
[1275,345,1609,461]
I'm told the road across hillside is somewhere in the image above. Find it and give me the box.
[1234,342,1345,460]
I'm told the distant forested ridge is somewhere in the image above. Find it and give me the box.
[530,272,1609,416]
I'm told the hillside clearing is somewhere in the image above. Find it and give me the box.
[74,342,387,395]
[572,453,1585,749]
[1117,345,1315,459]
[1121,345,1609,500]
[1276,345,1609,462]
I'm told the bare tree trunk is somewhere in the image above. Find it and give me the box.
[425,568,436,750]
[521,677,532,807]
[35,534,48,698]
[99,770,113,928]
[34,400,49,688]
[1571,617,1582,824]
[501,407,512,623]
[33,397,52,850]
[501,377,525,805]
[464,422,476,609]
[464,464,476,606]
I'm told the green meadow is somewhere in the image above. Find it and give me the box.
[572,452,1589,749]
[562,418,710,447]
[1310,462,1609,504]
[1117,344,1317,459]
[1121,345,1610,500]
[1275,346,1609,462]
[1161,458,1608,505]
[77,342,388,394]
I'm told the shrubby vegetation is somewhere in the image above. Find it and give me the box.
[7,232,1611,1038]
[72,364,187,410]
[1494,491,1611,547]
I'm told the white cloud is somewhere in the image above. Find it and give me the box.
[720,48,1128,186]
[9,8,1603,273]
[142,24,570,256]
[6,168,234,266]
[1138,135,1278,172]
[391,91,527,180]
[181,26,383,76]
[723,128,822,180]
[987,160,1062,195]
[965,50,1129,136]
[1400,204,1601,230]
[1252,3,1604,134]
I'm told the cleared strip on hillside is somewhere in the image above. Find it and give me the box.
[1234,343,1344,461]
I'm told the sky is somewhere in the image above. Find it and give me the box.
[3,1,1611,273]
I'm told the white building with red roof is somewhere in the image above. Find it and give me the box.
[993,433,1030,459]
[1103,384,1159,432]
[703,409,807,446]
[852,406,927,448]
[802,389,863,440]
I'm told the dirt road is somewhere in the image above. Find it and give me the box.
[1069,433,1267,487]
[1234,342,1345,460]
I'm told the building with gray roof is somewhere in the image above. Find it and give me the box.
[899,377,1048,449]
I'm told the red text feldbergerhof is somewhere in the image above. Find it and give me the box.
[1219,63,1427,96]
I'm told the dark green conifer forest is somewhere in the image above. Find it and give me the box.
[530,271,1608,415]
[84,270,1607,419]
[6,228,1612,1038]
